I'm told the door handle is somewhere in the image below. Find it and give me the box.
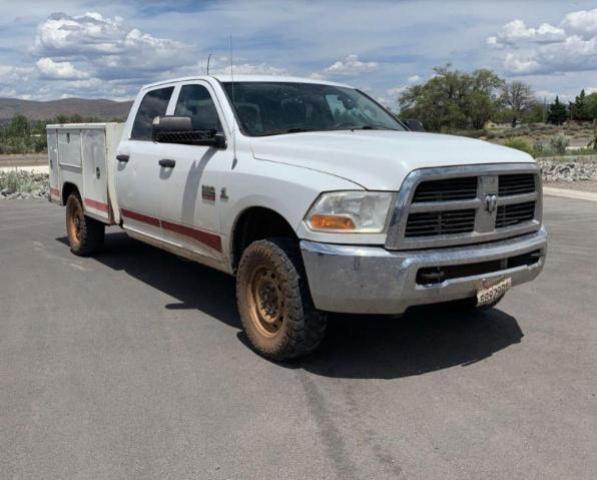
[158,159,176,168]
[116,154,129,163]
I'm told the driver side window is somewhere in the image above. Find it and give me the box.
[174,84,222,131]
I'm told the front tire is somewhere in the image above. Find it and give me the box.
[66,193,105,256]
[236,238,327,361]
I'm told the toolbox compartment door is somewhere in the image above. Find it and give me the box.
[81,128,111,222]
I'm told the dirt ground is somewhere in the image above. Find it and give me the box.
[0,154,47,167]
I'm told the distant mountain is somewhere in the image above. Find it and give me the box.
[0,97,133,121]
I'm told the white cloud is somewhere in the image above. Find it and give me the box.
[489,8,597,75]
[33,12,191,81]
[324,54,378,75]
[172,57,288,78]
[562,8,597,37]
[36,57,89,79]
[0,65,34,85]
[490,19,565,46]
[386,85,408,97]
[407,75,421,83]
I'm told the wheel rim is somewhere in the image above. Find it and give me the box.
[68,201,83,247]
[247,265,285,337]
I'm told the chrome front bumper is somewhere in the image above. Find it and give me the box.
[300,227,547,314]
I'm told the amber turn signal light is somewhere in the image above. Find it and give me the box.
[309,214,355,230]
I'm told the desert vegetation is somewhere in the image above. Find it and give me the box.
[398,65,597,158]
[0,113,124,154]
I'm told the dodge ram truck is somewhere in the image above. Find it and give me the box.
[47,75,547,360]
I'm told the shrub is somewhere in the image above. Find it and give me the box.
[549,135,570,155]
[0,171,48,194]
[504,138,534,156]
[532,140,544,157]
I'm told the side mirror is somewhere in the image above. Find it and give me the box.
[152,116,227,148]
[403,118,425,132]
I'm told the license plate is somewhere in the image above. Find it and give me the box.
[476,277,512,307]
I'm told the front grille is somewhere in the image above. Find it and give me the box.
[385,165,542,250]
[496,201,536,228]
[405,209,476,237]
[416,250,542,285]
[499,174,535,196]
[413,177,477,202]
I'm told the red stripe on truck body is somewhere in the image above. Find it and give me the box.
[120,208,222,252]
[84,198,109,212]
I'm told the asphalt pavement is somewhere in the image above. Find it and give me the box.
[1,197,595,480]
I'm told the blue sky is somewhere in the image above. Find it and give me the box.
[0,0,596,108]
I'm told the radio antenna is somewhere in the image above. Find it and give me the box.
[206,53,212,75]
[228,35,237,162]
[229,35,235,102]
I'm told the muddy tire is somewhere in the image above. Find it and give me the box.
[65,193,105,256]
[236,238,327,361]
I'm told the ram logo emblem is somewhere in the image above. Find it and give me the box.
[485,194,498,214]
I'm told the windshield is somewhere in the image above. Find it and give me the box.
[222,81,404,136]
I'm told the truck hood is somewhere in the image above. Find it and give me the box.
[250,130,535,190]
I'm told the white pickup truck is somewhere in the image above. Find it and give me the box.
[47,75,547,360]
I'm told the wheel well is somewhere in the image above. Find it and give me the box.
[61,183,80,205]
[232,207,298,270]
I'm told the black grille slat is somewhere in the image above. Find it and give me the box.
[496,201,536,228]
[405,209,476,237]
[498,174,536,196]
[413,177,477,202]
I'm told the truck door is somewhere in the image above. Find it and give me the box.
[81,127,110,222]
[157,81,233,262]
[114,86,174,242]
[47,128,61,203]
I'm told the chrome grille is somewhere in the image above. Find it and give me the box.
[385,163,542,250]
[498,174,535,196]
[405,209,476,237]
[412,177,477,202]
[496,201,536,228]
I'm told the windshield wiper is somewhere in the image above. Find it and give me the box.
[260,127,321,136]
[354,125,401,131]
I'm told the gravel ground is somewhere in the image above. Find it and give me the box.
[1,198,596,480]
[545,180,597,193]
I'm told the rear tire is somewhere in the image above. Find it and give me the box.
[66,193,105,256]
[236,238,327,361]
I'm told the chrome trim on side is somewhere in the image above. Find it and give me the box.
[301,227,547,314]
[385,163,542,250]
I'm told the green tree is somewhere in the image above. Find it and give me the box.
[7,114,30,137]
[523,102,545,124]
[547,96,568,125]
[500,81,535,127]
[571,89,590,121]
[398,65,503,131]
[586,92,597,120]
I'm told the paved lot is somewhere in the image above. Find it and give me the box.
[1,197,596,480]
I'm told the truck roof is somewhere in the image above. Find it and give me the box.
[141,74,352,91]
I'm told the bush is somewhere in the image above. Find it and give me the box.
[504,138,534,156]
[532,140,544,157]
[0,171,48,194]
[549,135,570,155]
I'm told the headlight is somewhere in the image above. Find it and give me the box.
[305,191,394,233]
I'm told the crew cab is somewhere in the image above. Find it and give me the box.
[47,75,547,360]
